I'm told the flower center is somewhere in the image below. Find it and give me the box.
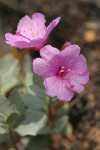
[56,66,69,77]
[56,66,74,89]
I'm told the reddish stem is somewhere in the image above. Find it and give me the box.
[48,97,56,126]
[48,98,66,126]
[54,101,66,111]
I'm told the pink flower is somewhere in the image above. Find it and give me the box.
[33,44,89,101]
[5,13,60,50]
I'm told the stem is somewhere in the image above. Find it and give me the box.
[11,49,26,83]
[48,97,56,126]
[48,98,66,126]
[54,101,66,111]
[9,127,18,150]
[48,97,54,117]
[69,94,83,108]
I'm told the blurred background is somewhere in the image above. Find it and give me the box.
[0,0,100,150]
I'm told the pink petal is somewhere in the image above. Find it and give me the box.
[32,13,46,27]
[40,45,61,61]
[30,38,45,48]
[61,44,80,57]
[44,76,73,101]
[32,13,46,38]
[61,55,76,70]
[66,77,84,93]
[46,17,61,37]
[70,54,88,75]
[40,45,62,70]
[61,45,81,70]
[5,33,30,48]
[68,70,89,85]
[33,58,60,78]
[5,33,46,49]
[17,15,36,40]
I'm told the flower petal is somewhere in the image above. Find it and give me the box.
[40,45,61,61]
[70,54,88,74]
[32,13,46,38]
[5,33,30,48]
[40,45,62,70]
[72,82,84,93]
[5,33,46,49]
[61,55,76,70]
[32,13,46,27]
[61,44,80,57]
[46,17,61,36]
[30,38,45,49]
[17,15,36,40]
[68,70,89,85]
[66,77,84,93]
[44,76,73,101]
[33,58,60,78]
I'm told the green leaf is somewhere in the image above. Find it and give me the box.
[29,73,49,112]
[21,93,45,111]
[0,95,19,122]
[0,95,19,134]
[0,133,12,144]
[33,73,44,89]
[51,116,68,133]
[7,113,20,126]
[9,89,25,114]
[30,72,48,100]
[0,134,6,143]
[0,54,20,94]
[0,122,7,134]
[37,126,50,135]
[15,109,48,136]
[30,85,47,100]
[28,135,50,150]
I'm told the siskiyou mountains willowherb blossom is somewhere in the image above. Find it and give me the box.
[5,13,60,50]
[33,44,89,101]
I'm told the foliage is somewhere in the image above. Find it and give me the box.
[0,95,19,134]
[0,52,73,150]
[0,54,20,94]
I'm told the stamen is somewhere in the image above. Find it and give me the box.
[67,69,70,72]
[61,66,64,70]
[66,79,74,89]
[56,66,71,78]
